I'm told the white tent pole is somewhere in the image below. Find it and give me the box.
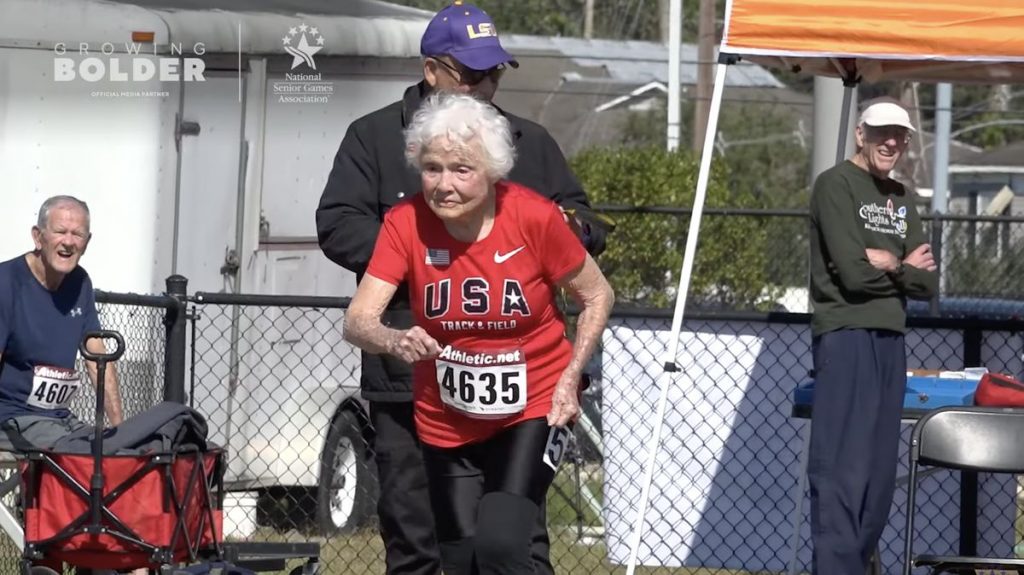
[834,83,856,164]
[661,61,728,369]
[622,353,676,575]
[624,61,729,575]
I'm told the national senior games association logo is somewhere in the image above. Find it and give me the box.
[274,23,333,104]
[52,39,206,99]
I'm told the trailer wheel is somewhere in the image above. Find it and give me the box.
[316,410,375,535]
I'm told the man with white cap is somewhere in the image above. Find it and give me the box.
[316,2,607,573]
[807,98,938,575]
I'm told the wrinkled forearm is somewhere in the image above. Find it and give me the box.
[343,313,402,356]
[562,282,614,386]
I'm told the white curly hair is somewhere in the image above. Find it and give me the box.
[404,93,515,181]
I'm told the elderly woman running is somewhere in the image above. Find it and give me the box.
[343,92,613,574]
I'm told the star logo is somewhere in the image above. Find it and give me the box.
[282,22,324,70]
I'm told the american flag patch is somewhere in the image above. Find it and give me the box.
[425,248,450,266]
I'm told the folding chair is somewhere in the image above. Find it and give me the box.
[902,406,1024,574]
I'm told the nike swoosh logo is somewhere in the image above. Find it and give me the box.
[494,246,526,264]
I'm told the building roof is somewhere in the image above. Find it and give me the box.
[502,35,784,89]
[0,0,431,57]
[900,133,984,193]
[493,35,789,155]
[951,140,1024,169]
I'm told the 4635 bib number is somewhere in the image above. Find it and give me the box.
[435,347,527,418]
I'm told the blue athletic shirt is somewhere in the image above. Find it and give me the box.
[0,255,101,422]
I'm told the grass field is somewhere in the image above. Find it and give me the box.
[218,466,774,575]
[238,526,773,575]
[15,467,1024,573]
[0,464,771,574]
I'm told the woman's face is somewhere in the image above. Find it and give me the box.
[419,137,493,223]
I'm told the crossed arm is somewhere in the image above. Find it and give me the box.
[863,243,938,300]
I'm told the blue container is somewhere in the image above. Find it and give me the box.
[793,376,978,410]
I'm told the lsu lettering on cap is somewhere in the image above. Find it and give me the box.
[420,1,519,71]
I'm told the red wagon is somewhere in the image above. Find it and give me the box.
[21,447,224,572]
[18,331,225,575]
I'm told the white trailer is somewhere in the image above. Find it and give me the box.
[0,0,430,533]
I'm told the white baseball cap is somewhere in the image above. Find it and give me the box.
[859,102,916,132]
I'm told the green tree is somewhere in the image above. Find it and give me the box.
[569,146,784,309]
[620,98,809,207]
[617,98,811,291]
[391,0,725,42]
[916,84,1024,149]
[394,0,583,37]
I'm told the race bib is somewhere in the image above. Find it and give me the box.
[435,346,527,419]
[28,365,81,410]
[543,426,572,472]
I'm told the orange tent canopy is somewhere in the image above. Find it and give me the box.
[721,0,1024,83]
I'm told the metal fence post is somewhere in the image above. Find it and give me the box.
[930,215,943,315]
[164,274,188,403]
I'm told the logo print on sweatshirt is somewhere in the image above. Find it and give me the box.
[859,201,908,238]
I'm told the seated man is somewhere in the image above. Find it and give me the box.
[0,195,140,575]
[0,195,124,449]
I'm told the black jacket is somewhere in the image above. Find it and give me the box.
[49,402,209,455]
[316,82,604,402]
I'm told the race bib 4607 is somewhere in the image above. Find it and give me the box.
[29,365,81,410]
[435,346,527,419]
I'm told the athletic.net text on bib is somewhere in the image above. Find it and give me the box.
[435,345,527,418]
[28,365,81,410]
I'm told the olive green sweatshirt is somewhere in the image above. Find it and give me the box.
[809,160,938,336]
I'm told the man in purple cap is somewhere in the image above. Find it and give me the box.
[417,0,519,104]
[316,2,607,574]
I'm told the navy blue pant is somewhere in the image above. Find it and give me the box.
[808,329,907,575]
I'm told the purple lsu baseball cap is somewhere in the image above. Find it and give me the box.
[420,1,519,71]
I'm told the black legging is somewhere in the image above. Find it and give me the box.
[421,417,564,574]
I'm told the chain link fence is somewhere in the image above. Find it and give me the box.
[599,209,1024,314]
[70,292,173,423]
[601,312,1024,574]
[4,208,1023,573]
[27,283,1009,574]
